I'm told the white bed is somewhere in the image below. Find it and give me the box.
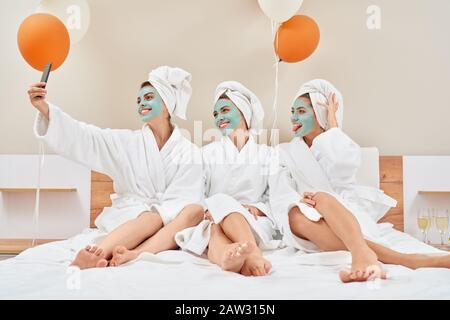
[0,225,449,300]
[1,149,449,300]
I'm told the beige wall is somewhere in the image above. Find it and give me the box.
[1,0,449,155]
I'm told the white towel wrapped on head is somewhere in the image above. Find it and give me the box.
[295,79,344,130]
[148,66,192,120]
[214,81,264,134]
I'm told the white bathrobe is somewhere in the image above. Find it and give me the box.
[175,136,281,255]
[270,128,397,252]
[34,104,203,233]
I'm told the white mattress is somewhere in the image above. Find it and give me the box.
[0,223,449,300]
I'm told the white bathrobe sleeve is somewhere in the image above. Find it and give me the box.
[311,128,361,186]
[34,103,125,179]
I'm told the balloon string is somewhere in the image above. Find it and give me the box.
[32,141,45,247]
[270,21,281,146]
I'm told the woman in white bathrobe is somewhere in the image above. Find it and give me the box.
[176,81,280,276]
[270,79,450,283]
[27,66,204,269]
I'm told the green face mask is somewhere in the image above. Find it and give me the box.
[213,99,241,136]
[291,98,315,137]
[137,86,164,122]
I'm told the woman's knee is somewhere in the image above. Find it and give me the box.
[312,192,332,202]
[288,207,309,238]
[210,223,223,236]
[138,211,163,227]
[222,212,246,224]
[288,206,306,224]
[179,204,205,225]
[312,192,335,210]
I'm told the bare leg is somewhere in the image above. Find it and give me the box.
[207,224,256,273]
[110,205,204,266]
[314,193,450,270]
[97,211,163,257]
[71,211,163,269]
[311,192,383,281]
[289,204,450,283]
[366,241,450,270]
[220,213,272,276]
[289,207,383,282]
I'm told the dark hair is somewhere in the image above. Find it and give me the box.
[140,81,153,89]
[300,93,311,100]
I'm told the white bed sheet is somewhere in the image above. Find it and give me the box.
[1,223,449,300]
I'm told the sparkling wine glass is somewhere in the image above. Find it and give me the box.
[417,208,431,243]
[435,209,449,245]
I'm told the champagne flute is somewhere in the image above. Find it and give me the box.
[417,208,430,243]
[428,208,436,229]
[435,209,449,245]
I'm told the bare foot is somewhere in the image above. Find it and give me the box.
[71,245,108,270]
[110,246,140,267]
[240,254,272,277]
[339,267,387,283]
[220,242,256,273]
[339,247,385,283]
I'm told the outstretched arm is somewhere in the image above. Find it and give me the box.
[28,83,125,178]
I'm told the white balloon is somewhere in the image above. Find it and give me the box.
[36,0,91,45]
[257,0,304,23]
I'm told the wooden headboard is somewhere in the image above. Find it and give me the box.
[90,156,404,231]
[378,156,404,230]
[90,171,114,227]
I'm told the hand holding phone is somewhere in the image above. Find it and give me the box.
[40,62,52,89]
[27,62,52,120]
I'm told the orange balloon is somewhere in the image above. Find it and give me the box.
[275,15,320,63]
[17,13,70,71]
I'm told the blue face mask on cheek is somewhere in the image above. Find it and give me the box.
[214,99,242,136]
[291,98,315,137]
[137,86,164,122]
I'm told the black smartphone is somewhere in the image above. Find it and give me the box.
[40,62,52,88]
